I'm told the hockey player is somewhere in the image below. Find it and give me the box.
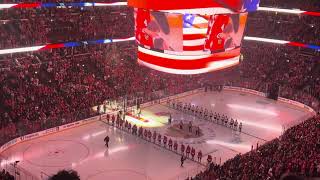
[214,113,218,123]
[195,126,200,136]
[153,131,157,143]
[195,106,199,116]
[207,155,213,164]
[106,113,110,124]
[111,115,115,126]
[120,119,124,129]
[144,129,148,139]
[179,121,183,130]
[239,122,242,132]
[172,100,176,109]
[180,155,187,167]
[116,117,120,127]
[168,139,173,150]
[127,123,132,132]
[191,147,196,160]
[199,107,203,117]
[158,134,162,144]
[234,119,238,130]
[174,141,178,152]
[148,130,152,141]
[163,136,167,147]
[197,150,202,162]
[132,124,137,135]
[230,118,234,128]
[188,121,192,132]
[138,126,143,137]
[183,103,187,112]
[224,116,228,127]
[191,105,195,114]
[209,111,213,121]
[181,144,185,155]
[186,145,191,158]
[104,135,110,148]
[204,109,208,120]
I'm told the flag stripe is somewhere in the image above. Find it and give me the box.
[138,46,212,60]
[182,14,209,53]
[183,34,207,40]
[138,51,238,70]
[183,45,204,51]
[183,28,207,35]
[183,39,206,46]
[138,57,239,75]
[138,51,239,70]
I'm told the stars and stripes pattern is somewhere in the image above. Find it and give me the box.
[182,14,209,53]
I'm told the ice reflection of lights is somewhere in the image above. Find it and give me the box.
[82,130,106,140]
[72,146,129,168]
[95,146,129,158]
[227,104,278,116]
[92,131,105,137]
[125,115,163,128]
[206,140,251,151]
[239,119,283,133]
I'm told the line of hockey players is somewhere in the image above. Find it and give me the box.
[167,100,242,132]
[104,112,210,164]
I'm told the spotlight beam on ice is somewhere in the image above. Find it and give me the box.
[227,103,278,116]
[0,36,318,56]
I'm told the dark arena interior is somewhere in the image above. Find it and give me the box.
[0,0,319,180]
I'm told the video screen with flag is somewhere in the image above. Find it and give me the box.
[130,0,259,74]
[129,0,260,12]
[136,10,248,55]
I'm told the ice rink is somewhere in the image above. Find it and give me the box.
[0,89,312,180]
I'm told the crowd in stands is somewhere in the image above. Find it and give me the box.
[246,12,320,45]
[0,7,133,49]
[0,169,14,180]
[191,115,320,180]
[260,0,320,11]
[238,42,319,109]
